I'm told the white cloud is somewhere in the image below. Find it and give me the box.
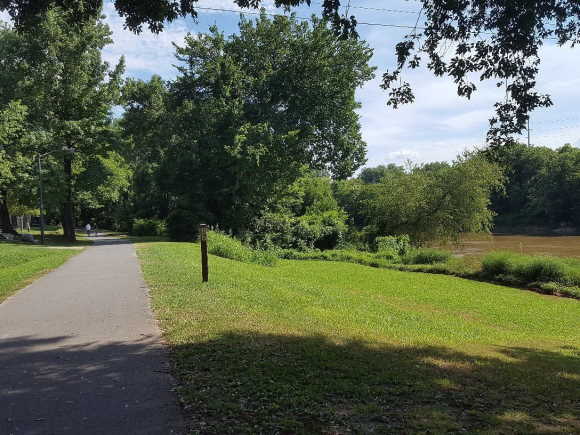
[102,2,190,78]
[98,0,580,163]
[353,15,580,166]
[387,149,420,163]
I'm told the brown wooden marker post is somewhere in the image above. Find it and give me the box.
[199,224,209,282]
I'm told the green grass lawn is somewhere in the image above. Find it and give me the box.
[136,241,580,434]
[0,244,81,303]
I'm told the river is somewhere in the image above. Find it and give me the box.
[446,234,580,258]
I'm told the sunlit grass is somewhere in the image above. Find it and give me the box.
[137,241,580,433]
[0,244,80,302]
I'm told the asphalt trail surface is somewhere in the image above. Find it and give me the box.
[0,237,184,434]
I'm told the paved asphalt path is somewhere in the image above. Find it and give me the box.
[0,237,184,435]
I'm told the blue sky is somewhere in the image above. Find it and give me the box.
[3,1,580,166]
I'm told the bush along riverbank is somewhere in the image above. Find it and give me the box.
[207,231,580,300]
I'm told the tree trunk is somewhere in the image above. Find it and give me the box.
[0,189,17,234]
[61,155,76,242]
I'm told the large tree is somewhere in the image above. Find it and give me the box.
[2,1,578,140]
[121,13,374,234]
[337,155,504,243]
[167,14,373,232]
[3,7,125,240]
[0,101,31,234]
[120,75,172,220]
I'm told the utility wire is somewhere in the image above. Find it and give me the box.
[194,6,427,30]
[311,1,419,14]
[193,6,561,38]
[346,6,418,13]
[345,0,351,17]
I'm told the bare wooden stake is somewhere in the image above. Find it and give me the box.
[200,224,209,282]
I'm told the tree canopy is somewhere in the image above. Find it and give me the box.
[335,155,504,244]
[121,13,374,233]
[484,142,580,230]
[2,0,578,140]
[0,7,125,239]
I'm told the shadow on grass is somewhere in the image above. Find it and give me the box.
[171,332,580,434]
[1,333,578,434]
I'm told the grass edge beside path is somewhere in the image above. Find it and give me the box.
[0,244,83,303]
[136,241,580,434]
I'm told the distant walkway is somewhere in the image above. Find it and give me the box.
[0,237,184,434]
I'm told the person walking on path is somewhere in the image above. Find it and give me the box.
[0,236,184,434]
[85,222,92,237]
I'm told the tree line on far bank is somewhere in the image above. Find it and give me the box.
[486,142,580,232]
[1,7,578,247]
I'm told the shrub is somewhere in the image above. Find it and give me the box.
[166,209,199,242]
[248,210,347,251]
[482,251,580,289]
[131,218,166,236]
[277,248,397,269]
[375,235,411,256]
[402,248,451,265]
[208,231,277,266]
[481,251,514,277]
[248,212,294,250]
[516,257,568,283]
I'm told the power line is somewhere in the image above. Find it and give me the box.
[311,1,419,14]
[194,6,427,30]
[348,6,418,14]
[193,6,563,38]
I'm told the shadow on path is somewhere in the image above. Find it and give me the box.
[0,335,183,435]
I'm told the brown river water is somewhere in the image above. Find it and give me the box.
[443,235,580,258]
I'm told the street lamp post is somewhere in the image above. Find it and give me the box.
[37,146,75,245]
[37,154,46,244]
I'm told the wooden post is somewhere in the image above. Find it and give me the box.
[200,224,209,282]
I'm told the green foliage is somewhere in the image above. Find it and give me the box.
[278,248,389,268]
[130,218,166,237]
[355,155,504,243]
[297,210,348,251]
[281,246,451,268]
[76,151,132,209]
[120,75,171,220]
[166,209,199,242]
[402,248,451,265]
[486,143,580,230]
[5,0,579,141]
[358,164,404,184]
[127,14,374,233]
[250,208,348,251]
[208,231,277,266]
[375,235,411,261]
[1,7,126,239]
[482,251,580,293]
[0,101,33,200]
[481,252,517,277]
[247,173,349,251]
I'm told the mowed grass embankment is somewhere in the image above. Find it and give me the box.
[136,241,580,434]
[0,244,81,303]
